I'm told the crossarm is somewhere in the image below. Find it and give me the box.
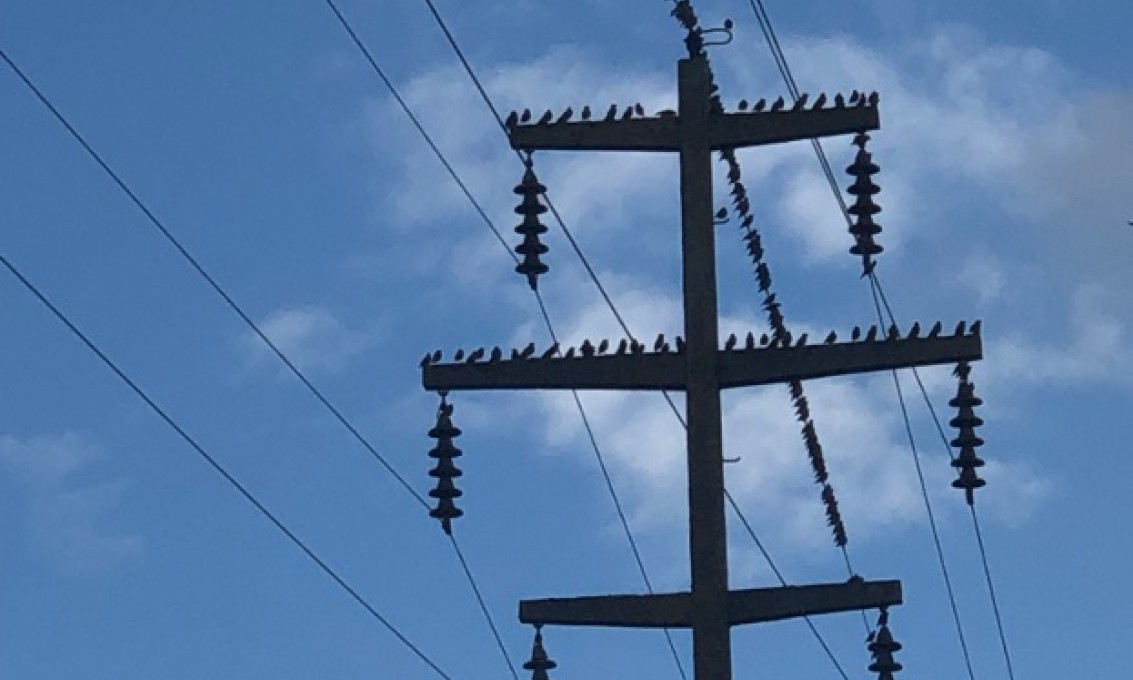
[518,579,902,628]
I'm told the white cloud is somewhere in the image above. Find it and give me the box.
[244,305,376,375]
[0,433,141,574]
[716,28,1082,267]
[986,284,1130,388]
[532,291,1047,572]
[369,28,1096,576]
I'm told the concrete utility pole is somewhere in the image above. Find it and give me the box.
[421,54,982,680]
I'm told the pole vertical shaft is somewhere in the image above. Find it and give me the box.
[678,56,731,680]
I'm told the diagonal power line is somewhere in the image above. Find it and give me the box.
[406,2,864,678]
[736,1,1018,678]
[0,43,518,680]
[0,47,426,509]
[0,252,454,680]
[399,1,687,676]
[736,2,980,676]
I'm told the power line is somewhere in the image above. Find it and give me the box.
[318,0,514,262]
[0,46,427,509]
[734,1,1020,676]
[871,280,978,680]
[401,3,688,675]
[873,277,1018,680]
[532,296,689,680]
[969,506,1017,680]
[412,3,859,677]
[725,490,851,680]
[448,533,520,680]
[0,252,454,680]
[1,42,518,680]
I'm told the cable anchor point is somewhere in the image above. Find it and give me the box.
[426,391,464,534]
[524,625,557,680]
[867,607,904,679]
[949,360,987,505]
[513,153,550,291]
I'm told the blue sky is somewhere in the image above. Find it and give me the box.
[2,1,1132,678]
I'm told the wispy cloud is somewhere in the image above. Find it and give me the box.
[242,305,377,376]
[534,292,1048,568]
[367,26,1109,574]
[0,433,141,574]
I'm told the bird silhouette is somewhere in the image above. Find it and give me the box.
[675,336,686,353]
[954,321,967,336]
[851,326,862,341]
[659,342,671,353]
[597,339,610,354]
[556,107,573,123]
[908,322,921,339]
[849,90,860,104]
[505,111,518,127]
[824,331,837,344]
[468,347,485,363]
[520,342,536,359]
[615,339,628,355]
[753,98,767,111]
[633,103,645,117]
[812,92,827,109]
[542,343,559,359]
[419,352,432,368]
[792,93,809,110]
[738,99,749,111]
[715,207,728,222]
[580,339,595,356]
[621,106,634,120]
[654,334,665,352]
[564,346,576,359]
[454,349,465,362]
[745,332,755,349]
[760,333,770,346]
[631,340,645,354]
[604,104,618,121]
[868,92,880,106]
[779,331,793,346]
[771,96,785,111]
[887,324,900,340]
[489,346,503,362]
[971,320,982,335]
[928,321,942,338]
[865,326,878,342]
[431,350,442,363]
[511,348,521,360]
[581,105,591,120]
[834,93,845,108]
[795,333,808,347]
[725,334,737,350]
[538,110,554,125]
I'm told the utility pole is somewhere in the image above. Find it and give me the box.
[420,54,982,680]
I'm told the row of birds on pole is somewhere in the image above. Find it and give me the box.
[417,321,982,367]
[503,89,880,128]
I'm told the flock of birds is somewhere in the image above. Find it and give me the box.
[502,90,881,128]
[419,320,981,367]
